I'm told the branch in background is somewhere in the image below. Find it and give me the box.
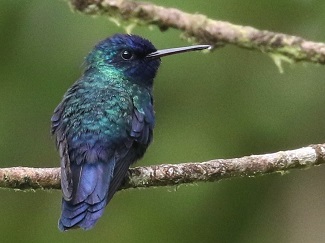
[0,144,324,191]
[69,0,325,66]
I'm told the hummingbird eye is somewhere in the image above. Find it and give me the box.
[121,50,133,60]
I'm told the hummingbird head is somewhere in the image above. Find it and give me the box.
[85,34,160,87]
[85,34,211,87]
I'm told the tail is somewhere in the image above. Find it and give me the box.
[58,161,114,231]
[59,197,107,231]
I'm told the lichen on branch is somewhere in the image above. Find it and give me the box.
[0,144,324,191]
[69,0,325,66]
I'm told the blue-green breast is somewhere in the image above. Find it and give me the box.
[55,67,153,164]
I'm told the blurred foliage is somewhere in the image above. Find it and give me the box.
[0,0,325,242]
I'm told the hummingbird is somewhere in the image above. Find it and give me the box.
[51,34,210,231]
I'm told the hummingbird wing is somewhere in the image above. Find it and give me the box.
[52,102,74,201]
[105,101,154,204]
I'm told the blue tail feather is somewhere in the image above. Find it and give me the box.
[61,201,88,218]
[59,160,115,231]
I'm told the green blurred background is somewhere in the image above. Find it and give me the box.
[1,0,325,242]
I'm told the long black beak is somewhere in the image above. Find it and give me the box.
[146,45,211,58]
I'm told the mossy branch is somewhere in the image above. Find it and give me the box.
[0,143,324,191]
[69,0,325,66]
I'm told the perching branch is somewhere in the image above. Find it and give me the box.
[0,143,324,191]
[69,0,325,66]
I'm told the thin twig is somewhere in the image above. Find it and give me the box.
[0,144,324,191]
[69,0,325,65]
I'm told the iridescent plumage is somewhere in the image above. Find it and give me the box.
[51,34,210,231]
